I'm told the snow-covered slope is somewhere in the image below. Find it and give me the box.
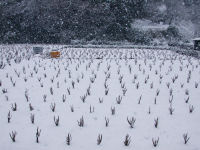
[0,45,200,150]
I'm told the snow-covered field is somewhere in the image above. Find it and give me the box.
[0,45,200,150]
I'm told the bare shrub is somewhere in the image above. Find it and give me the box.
[30,113,35,124]
[105,117,109,127]
[124,134,131,146]
[50,87,53,95]
[43,94,47,102]
[99,98,103,103]
[183,133,190,144]
[54,116,60,126]
[50,103,56,112]
[89,105,94,113]
[116,95,122,104]
[8,111,12,123]
[70,105,74,112]
[36,127,41,143]
[189,105,194,113]
[80,95,87,103]
[97,134,103,145]
[29,103,34,111]
[111,107,115,115]
[66,133,72,145]
[154,117,159,128]
[11,103,17,111]
[169,105,175,115]
[152,137,159,147]
[62,94,66,102]
[127,117,136,128]
[9,131,17,142]
[77,116,84,127]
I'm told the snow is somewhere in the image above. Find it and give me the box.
[131,19,169,31]
[193,38,200,41]
[0,45,200,150]
[158,4,167,13]
[177,20,196,41]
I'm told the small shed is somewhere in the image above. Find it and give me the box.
[33,47,43,54]
[193,38,200,50]
[50,50,60,58]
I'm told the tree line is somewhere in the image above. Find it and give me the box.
[0,0,199,44]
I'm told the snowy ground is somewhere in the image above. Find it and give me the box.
[0,45,200,150]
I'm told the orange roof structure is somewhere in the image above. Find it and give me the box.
[50,51,60,58]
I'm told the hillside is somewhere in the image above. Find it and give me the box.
[0,0,200,44]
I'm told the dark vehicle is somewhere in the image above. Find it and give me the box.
[193,38,200,50]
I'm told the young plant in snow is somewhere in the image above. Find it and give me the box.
[185,89,189,96]
[189,105,194,113]
[181,83,184,88]
[86,86,91,96]
[169,105,175,115]
[11,103,17,111]
[136,82,139,89]
[89,105,94,113]
[99,98,103,103]
[29,103,34,111]
[138,95,142,104]
[105,117,109,127]
[77,116,84,127]
[2,88,7,94]
[97,134,103,145]
[25,89,29,102]
[62,94,66,102]
[50,87,53,95]
[8,111,12,123]
[195,82,198,88]
[166,82,170,89]
[169,95,173,104]
[122,87,127,96]
[66,133,72,145]
[116,95,122,104]
[156,89,160,96]
[169,88,173,96]
[24,77,27,82]
[150,82,153,89]
[148,107,151,114]
[111,107,115,115]
[50,77,54,83]
[124,134,131,146]
[30,113,35,124]
[5,95,9,101]
[9,131,17,142]
[43,94,47,102]
[72,81,75,89]
[36,127,41,143]
[57,81,60,88]
[67,88,71,95]
[105,88,109,95]
[154,97,157,105]
[152,137,159,147]
[154,117,159,128]
[40,83,43,87]
[80,95,87,103]
[50,103,56,112]
[185,97,189,103]
[54,116,60,126]
[70,105,74,112]
[183,133,190,144]
[127,117,136,128]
